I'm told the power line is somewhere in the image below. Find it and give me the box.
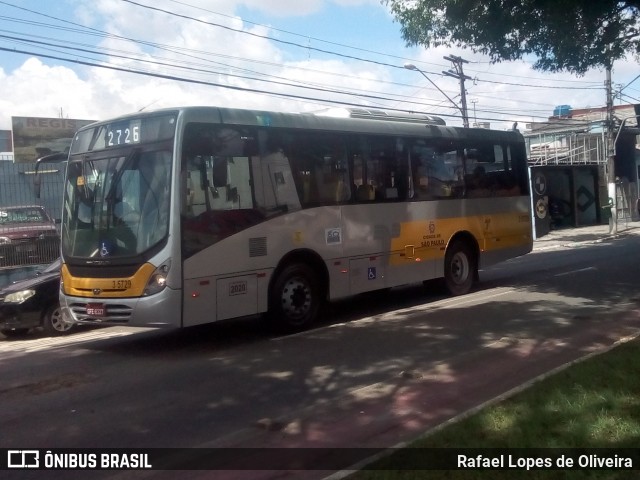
[119,0,407,71]
[0,46,461,115]
[0,0,617,127]
[620,93,640,104]
[0,33,466,114]
[0,29,460,99]
[13,37,463,115]
[161,0,605,88]
[162,0,438,68]
[1,5,461,96]
[1,24,542,119]
[621,73,640,93]
[118,0,604,92]
[0,0,607,93]
[1,44,608,130]
[0,27,606,123]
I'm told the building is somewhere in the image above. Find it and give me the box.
[524,104,639,236]
[0,130,12,154]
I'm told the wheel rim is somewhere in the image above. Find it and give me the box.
[280,276,312,322]
[50,307,71,332]
[450,251,470,285]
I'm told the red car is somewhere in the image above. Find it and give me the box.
[0,206,60,268]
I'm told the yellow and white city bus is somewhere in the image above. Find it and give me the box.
[59,106,532,331]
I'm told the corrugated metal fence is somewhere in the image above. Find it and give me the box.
[0,161,64,269]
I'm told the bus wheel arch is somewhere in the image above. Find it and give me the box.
[443,232,479,296]
[268,250,328,332]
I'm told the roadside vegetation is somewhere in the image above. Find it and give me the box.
[348,337,640,479]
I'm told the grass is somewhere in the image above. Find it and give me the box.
[347,337,640,479]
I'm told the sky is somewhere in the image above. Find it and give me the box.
[1,0,639,132]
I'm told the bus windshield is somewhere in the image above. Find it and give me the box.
[61,148,172,259]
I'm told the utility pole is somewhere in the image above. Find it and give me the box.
[605,65,617,232]
[443,55,472,128]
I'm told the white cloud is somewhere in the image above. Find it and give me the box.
[0,58,95,128]
[234,0,379,17]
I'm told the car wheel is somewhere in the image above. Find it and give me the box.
[42,304,73,335]
[1,328,30,338]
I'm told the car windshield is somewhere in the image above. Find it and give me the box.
[61,148,172,259]
[0,207,48,224]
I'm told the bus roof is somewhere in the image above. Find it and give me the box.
[77,106,524,143]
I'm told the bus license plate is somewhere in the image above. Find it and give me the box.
[86,303,106,317]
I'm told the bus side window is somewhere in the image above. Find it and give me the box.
[352,135,405,202]
[181,123,257,215]
[506,144,528,195]
[285,131,351,207]
[370,139,396,201]
[410,141,463,200]
[465,144,521,197]
[261,142,301,212]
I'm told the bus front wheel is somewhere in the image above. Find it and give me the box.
[444,240,476,296]
[269,263,322,332]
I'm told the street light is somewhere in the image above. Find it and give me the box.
[404,63,466,126]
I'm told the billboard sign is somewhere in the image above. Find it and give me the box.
[11,117,95,163]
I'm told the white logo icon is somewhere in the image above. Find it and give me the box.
[8,450,40,468]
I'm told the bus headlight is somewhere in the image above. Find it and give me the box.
[144,260,171,296]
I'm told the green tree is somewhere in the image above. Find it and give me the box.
[384,0,640,74]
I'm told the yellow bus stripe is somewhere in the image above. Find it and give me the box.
[61,263,156,298]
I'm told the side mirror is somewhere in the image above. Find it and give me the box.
[34,152,68,199]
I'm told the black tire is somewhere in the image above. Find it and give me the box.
[1,328,30,338]
[42,303,73,336]
[269,263,322,332]
[443,240,476,296]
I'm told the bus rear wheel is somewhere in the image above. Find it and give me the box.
[444,240,476,296]
[269,263,322,332]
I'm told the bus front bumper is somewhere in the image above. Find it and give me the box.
[59,287,183,328]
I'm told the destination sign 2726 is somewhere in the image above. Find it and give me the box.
[105,120,141,148]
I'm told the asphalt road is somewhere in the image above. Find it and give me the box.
[2,230,639,480]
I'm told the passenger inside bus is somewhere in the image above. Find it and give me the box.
[466,165,492,197]
[411,150,462,199]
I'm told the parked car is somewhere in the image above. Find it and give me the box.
[0,258,70,337]
[0,205,60,267]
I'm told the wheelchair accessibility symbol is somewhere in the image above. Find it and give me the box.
[368,267,377,280]
[99,240,115,257]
